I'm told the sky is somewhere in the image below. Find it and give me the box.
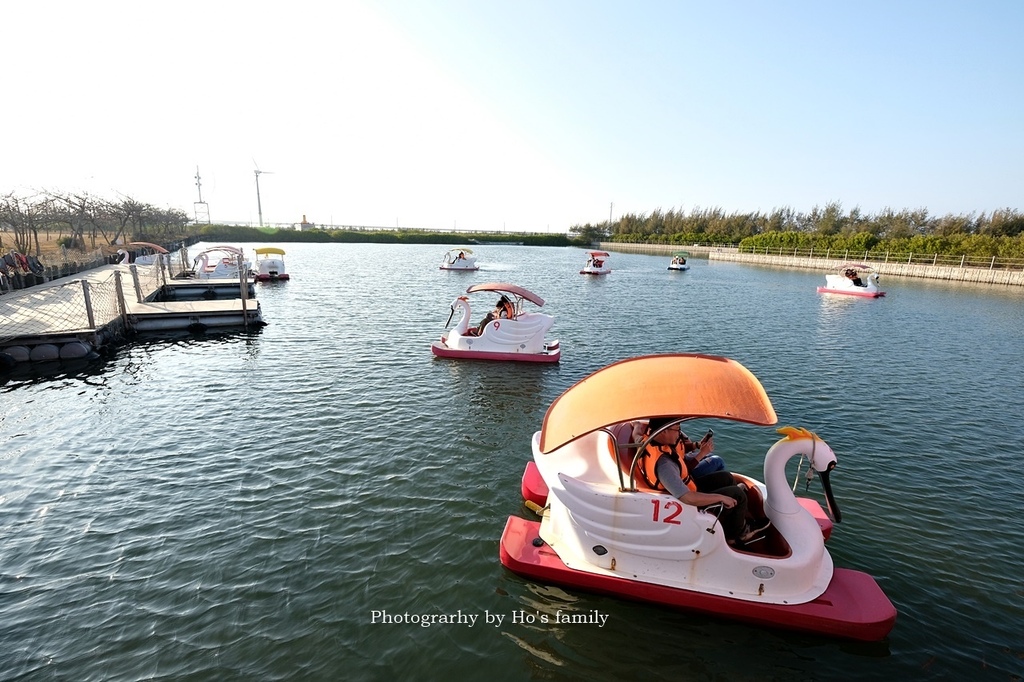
[3,1,1022,233]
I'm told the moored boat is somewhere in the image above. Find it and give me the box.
[253,247,290,281]
[181,246,250,280]
[500,353,896,641]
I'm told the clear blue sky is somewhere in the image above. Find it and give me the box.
[3,1,1021,232]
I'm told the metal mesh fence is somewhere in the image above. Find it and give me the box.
[0,277,108,341]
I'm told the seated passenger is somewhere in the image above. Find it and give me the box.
[474,295,514,335]
[638,417,770,546]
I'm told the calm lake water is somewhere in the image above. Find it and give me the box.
[2,242,1023,681]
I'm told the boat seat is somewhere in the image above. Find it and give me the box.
[609,421,656,491]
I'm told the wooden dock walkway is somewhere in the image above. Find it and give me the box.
[1,261,263,369]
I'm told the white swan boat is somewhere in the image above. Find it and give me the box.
[667,251,690,271]
[431,282,560,363]
[500,354,896,641]
[439,248,479,271]
[115,241,170,267]
[817,263,885,297]
[253,247,290,281]
[579,250,610,275]
[188,246,250,280]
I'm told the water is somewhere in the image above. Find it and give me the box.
[2,242,1023,681]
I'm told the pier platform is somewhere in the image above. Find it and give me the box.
[1,261,263,371]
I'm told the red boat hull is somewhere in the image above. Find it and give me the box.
[499,515,895,641]
[816,286,884,298]
[430,341,560,363]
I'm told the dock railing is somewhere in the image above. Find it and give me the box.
[0,258,175,345]
[735,245,1024,271]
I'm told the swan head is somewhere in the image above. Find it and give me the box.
[116,249,129,264]
[770,426,842,523]
[447,296,471,333]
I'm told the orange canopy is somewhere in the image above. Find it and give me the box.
[466,282,545,306]
[539,354,778,453]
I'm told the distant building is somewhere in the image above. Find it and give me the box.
[295,214,316,231]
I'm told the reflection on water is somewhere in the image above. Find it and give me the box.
[1,243,1022,680]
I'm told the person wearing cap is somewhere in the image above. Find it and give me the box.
[640,417,770,546]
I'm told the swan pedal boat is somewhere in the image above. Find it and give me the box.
[817,263,885,297]
[253,247,290,281]
[183,245,250,280]
[667,251,690,271]
[116,241,170,266]
[580,251,611,275]
[431,282,560,363]
[499,354,896,641]
[439,248,479,271]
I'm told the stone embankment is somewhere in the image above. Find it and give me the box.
[599,242,1024,287]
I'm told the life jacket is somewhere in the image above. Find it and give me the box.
[640,441,697,492]
[499,300,514,319]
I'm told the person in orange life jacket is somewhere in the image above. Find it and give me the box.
[642,417,769,545]
[475,295,513,335]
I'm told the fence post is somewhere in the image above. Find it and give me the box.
[237,254,249,331]
[114,270,128,328]
[81,280,97,329]
[933,254,937,265]
[130,265,144,303]
[908,252,913,264]
[960,255,965,268]
[844,249,849,259]
[990,256,996,270]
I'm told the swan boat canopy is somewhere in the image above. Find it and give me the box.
[116,242,170,266]
[668,251,691,271]
[431,282,560,363]
[188,245,250,280]
[440,248,479,271]
[253,247,290,281]
[500,353,896,641]
[580,251,611,275]
[817,263,885,298]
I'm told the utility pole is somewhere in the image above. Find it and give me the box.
[255,169,264,227]
[193,166,210,224]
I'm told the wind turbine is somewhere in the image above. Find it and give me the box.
[253,160,273,227]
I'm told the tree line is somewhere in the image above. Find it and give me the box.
[194,224,575,247]
[0,190,191,255]
[570,203,1024,257]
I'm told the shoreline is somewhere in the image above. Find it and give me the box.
[599,242,1024,287]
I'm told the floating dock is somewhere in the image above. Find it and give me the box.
[1,259,264,372]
